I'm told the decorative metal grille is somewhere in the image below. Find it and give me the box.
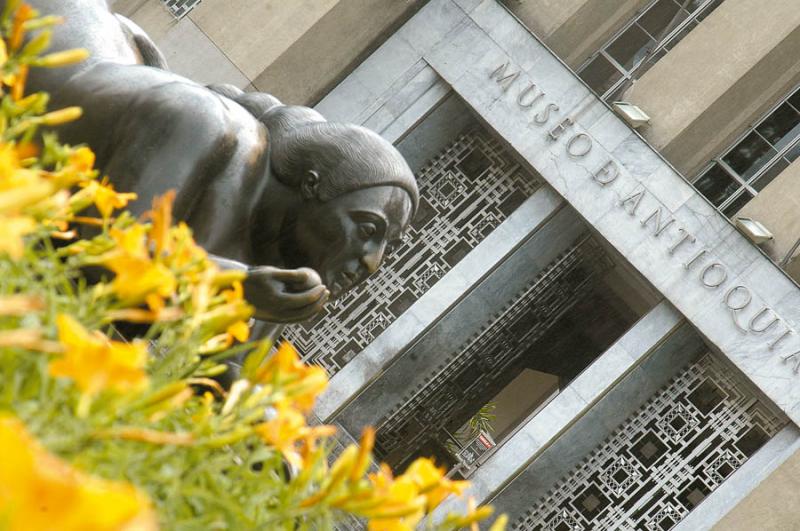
[514,354,788,531]
[375,235,613,460]
[160,0,203,19]
[283,128,544,375]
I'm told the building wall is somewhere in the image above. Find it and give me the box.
[111,0,426,104]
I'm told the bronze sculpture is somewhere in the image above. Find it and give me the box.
[15,0,419,324]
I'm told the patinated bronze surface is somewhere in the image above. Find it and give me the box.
[12,0,419,325]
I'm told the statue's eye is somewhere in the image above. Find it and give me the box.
[359,223,377,239]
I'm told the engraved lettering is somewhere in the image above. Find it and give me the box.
[517,82,543,108]
[534,103,559,125]
[684,249,708,270]
[724,285,752,333]
[592,160,619,186]
[489,61,519,92]
[700,263,727,288]
[748,307,780,334]
[770,328,793,351]
[640,207,676,237]
[620,189,645,216]
[782,350,800,373]
[668,229,696,255]
[566,133,592,158]
[547,117,573,140]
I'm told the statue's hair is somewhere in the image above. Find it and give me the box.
[207,85,419,214]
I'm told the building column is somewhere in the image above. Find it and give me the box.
[502,0,651,68]
[623,0,800,175]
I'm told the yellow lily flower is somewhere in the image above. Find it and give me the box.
[80,180,137,220]
[0,214,35,258]
[252,342,329,413]
[403,457,470,511]
[99,225,177,308]
[255,403,336,471]
[49,314,149,408]
[0,415,157,531]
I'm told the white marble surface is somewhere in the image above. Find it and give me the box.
[413,0,800,426]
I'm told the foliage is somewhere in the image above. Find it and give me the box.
[467,402,496,437]
[0,4,507,530]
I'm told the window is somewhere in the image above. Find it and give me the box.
[693,86,800,216]
[160,0,203,19]
[577,0,724,101]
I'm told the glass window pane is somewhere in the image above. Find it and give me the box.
[752,158,790,192]
[756,102,800,149]
[578,55,624,95]
[722,191,754,217]
[786,140,800,162]
[722,131,777,180]
[606,24,656,70]
[694,164,741,206]
[787,89,800,113]
[639,0,684,39]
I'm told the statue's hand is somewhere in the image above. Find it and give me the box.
[243,266,330,323]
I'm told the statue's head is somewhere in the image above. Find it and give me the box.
[253,103,418,297]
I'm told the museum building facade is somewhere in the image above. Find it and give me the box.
[120,0,800,528]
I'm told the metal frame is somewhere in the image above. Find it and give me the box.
[692,83,800,216]
[577,0,723,102]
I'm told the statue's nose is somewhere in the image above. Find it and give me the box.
[361,243,385,275]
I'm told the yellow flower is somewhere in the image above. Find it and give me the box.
[441,496,494,531]
[49,314,149,403]
[36,48,90,68]
[252,342,328,412]
[0,214,35,258]
[100,225,177,308]
[363,465,426,531]
[148,190,174,257]
[0,293,43,315]
[0,143,54,215]
[81,180,136,220]
[403,458,469,511]
[0,415,158,531]
[254,403,336,471]
[68,146,95,173]
[41,106,83,126]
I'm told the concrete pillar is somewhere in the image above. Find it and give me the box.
[251,0,427,105]
[116,0,426,105]
[624,0,800,175]
[736,159,800,268]
[502,0,650,68]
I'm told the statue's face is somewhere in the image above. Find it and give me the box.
[280,186,413,298]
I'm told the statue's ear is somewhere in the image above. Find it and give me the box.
[301,170,320,200]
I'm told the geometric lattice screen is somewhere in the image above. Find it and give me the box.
[514,354,788,531]
[284,128,544,374]
[375,235,612,462]
[159,0,202,18]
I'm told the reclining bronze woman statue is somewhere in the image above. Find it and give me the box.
[12,0,419,325]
